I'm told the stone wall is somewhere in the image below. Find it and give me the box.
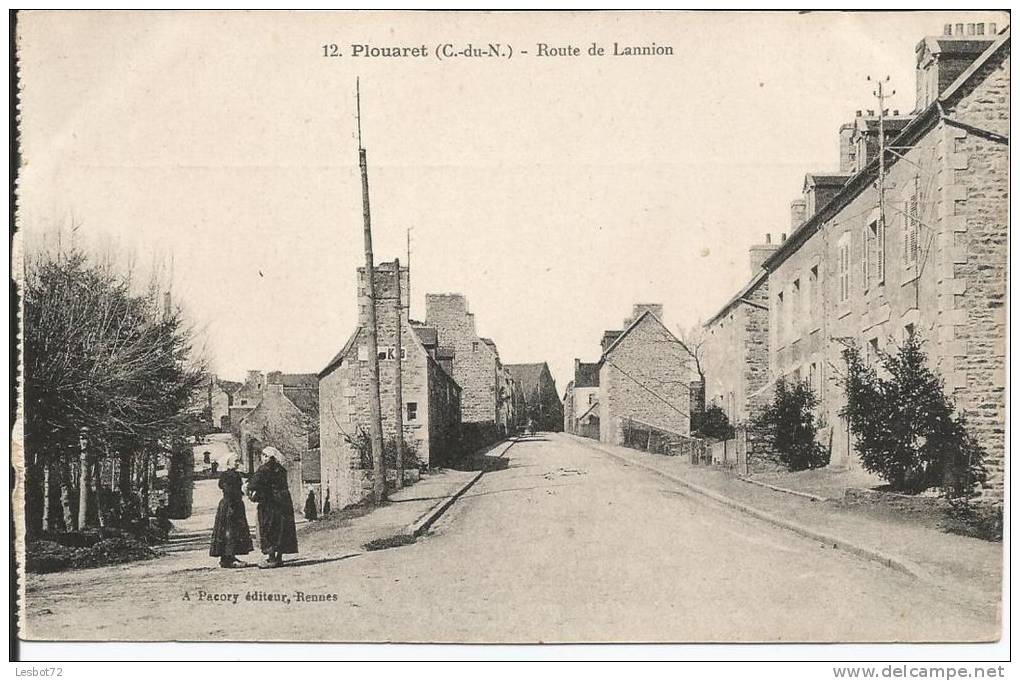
[238,384,313,511]
[942,44,1009,494]
[425,293,498,425]
[599,314,691,445]
[767,41,1008,493]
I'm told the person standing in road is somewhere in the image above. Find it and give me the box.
[246,447,298,568]
[209,454,254,569]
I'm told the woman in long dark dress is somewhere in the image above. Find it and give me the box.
[209,455,254,568]
[247,447,298,568]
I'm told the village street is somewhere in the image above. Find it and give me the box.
[23,434,998,643]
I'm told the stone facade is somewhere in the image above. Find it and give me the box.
[237,381,318,511]
[562,359,600,435]
[422,293,501,430]
[319,262,462,510]
[598,309,692,445]
[762,29,1007,490]
[703,242,775,426]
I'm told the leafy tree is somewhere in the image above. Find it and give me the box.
[691,404,735,441]
[839,334,985,497]
[24,245,205,534]
[752,378,828,471]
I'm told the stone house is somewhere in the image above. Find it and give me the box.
[506,362,564,432]
[760,25,1007,490]
[319,261,462,510]
[598,305,692,445]
[701,237,777,425]
[563,359,600,437]
[425,293,516,438]
[228,370,266,438]
[237,373,319,511]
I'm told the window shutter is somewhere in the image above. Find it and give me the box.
[908,188,919,265]
[903,200,910,263]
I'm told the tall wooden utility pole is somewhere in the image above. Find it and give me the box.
[357,79,387,503]
[393,257,405,489]
[77,427,89,530]
[869,75,895,282]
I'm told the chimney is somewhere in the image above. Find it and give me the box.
[838,122,856,173]
[781,233,788,243]
[631,303,664,322]
[915,24,996,111]
[574,358,581,381]
[358,260,410,328]
[790,199,806,230]
[749,234,780,274]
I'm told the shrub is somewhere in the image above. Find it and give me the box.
[840,334,986,496]
[752,378,828,471]
[691,404,735,441]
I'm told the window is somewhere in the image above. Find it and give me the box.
[472,342,479,352]
[407,402,418,421]
[791,279,801,333]
[808,362,818,393]
[588,393,595,405]
[838,233,851,303]
[347,396,356,405]
[357,345,368,361]
[866,337,880,365]
[808,265,819,314]
[240,399,248,406]
[904,178,920,266]
[203,452,211,464]
[776,291,785,340]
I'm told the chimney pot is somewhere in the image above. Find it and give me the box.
[781,233,787,243]
[893,109,899,115]
[976,23,985,36]
[855,109,862,117]
[990,23,997,34]
[966,23,975,36]
[944,23,953,35]
[955,23,964,35]
[765,233,772,244]
[867,109,875,116]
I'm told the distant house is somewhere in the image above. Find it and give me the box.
[237,373,319,511]
[506,362,563,432]
[598,304,692,445]
[563,359,600,438]
[228,370,266,438]
[319,261,462,510]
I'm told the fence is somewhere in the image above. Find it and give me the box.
[619,416,708,464]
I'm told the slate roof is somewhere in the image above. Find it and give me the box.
[505,363,549,398]
[600,310,682,361]
[765,28,1010,272]
[318,328,362,378]
[268,372,318,389]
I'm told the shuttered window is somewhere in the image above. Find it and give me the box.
[904,179,920,266]
[838,233,851,302]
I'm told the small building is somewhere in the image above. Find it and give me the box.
[319,261,462,510]
[598,304,692,445]
[237,373,319,511]
[505,362,563,432]
[563,359,600,437]
[228,370,266,438]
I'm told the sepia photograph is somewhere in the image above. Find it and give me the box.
[11,9,1009,651]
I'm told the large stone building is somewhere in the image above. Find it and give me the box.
[319,262,462,510]
[425,293,518,437]
[706,24,1008,493]
[701,237,777,424]
[597,305,693,445]
[562,360,600,438]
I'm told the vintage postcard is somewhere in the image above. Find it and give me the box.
[12,10,1008,646]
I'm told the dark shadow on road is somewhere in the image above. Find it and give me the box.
[283,553,362,568]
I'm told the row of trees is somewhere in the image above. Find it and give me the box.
[23,242,205,536]
[685,324,985,498]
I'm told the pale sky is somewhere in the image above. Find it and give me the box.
[16,10,1008,392]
